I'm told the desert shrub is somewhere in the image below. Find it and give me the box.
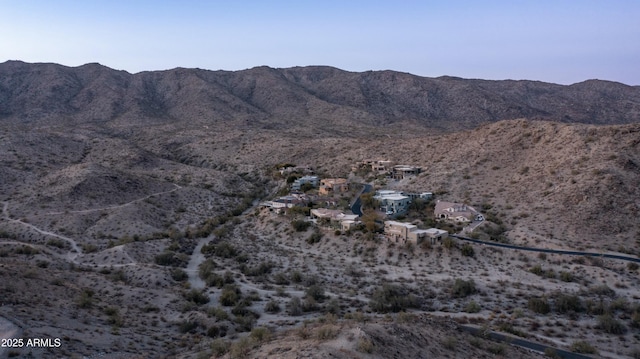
[15,245,38,255]
[306,230,323,244]
[632,307,640,328]
[442,336,457,350]
[325,298,340,315]
[487,344,506,355]
[528,297,550,314]
[184,289,209,305]
[316,325,338,340]
[265,300,281,313]
[628,262,639,271]
[170,268,188,282]
[290,270,303,283]
[272,272,290,285]
[292,220,311,232]
[450,278,476,298]
[229,336,254,358]
[529,265,544,276]
[243,261,274,277]
[570,340,598,354]
[609,297,629,312]
[357,337,374,353]
[442,237,455,249]
[590,284,616,297]
[207,325,227,338]
[77,288,94,309]
[154,251,188,267]
[460,243,474,257]
[465,300,481,313]
[202,241,238,258]
[219,286,241,307]
[585,299,607,315]
[250,327,271,342]
[370,284,421,313]
[544,348,561,359]
[210,338,230,357]
[234,314,256,332]
[554,293,582,313]
[559,271,574,282]
[208,306,229,321]
[287,297,303,316]
[306,284,325,301]
[178,320,199,333]
[598,314,626,334]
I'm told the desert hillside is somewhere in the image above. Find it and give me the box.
[1,62,640,359]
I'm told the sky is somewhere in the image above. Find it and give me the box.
[1,1,639,85]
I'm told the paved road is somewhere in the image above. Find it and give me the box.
[460,325,595,359]
[451,234,640,263]
[350,183,373,216]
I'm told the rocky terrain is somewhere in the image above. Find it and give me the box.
[1,61,639,358]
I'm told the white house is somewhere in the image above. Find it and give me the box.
[374,190,411,215]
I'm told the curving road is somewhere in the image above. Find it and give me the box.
[451,234,640,263]
[350,183,373,216]
[460,325,595,359]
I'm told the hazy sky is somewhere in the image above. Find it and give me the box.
[1,1,639,85]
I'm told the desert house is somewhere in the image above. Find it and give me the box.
[291,175,320,191]
[384,220,448,245]
[434,200,481,222]
[391,165,421,180]
[261,193,310,210]
[318,178,349,195]
[310,208,359,230]
[374,190,411,215]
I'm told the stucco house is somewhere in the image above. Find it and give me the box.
[384,220,448,245]
[311,208,359,229]
[374,190,411,215]
[319,178,349,195]
[434,200,480,222]
[291,175,320,191]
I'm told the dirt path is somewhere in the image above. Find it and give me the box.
[44,183,182,215]
[185,237,212,290]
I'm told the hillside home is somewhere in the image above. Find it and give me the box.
[384,221,448,245]
[391,165,421,180]
[319,178,349,195]
[291,175,320,191]
[434,200,479,222]
[374,190,411,215]
[261,193,310,210]
[311,208,359,229]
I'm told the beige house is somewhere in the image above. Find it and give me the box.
[392,165,421,180]
[319,178,349,195]
[384,221,448,245]
[311,208,358,229]
[434,200,480,222]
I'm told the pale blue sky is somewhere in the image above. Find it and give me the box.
[1,1,638,85]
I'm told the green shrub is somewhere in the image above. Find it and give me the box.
[598,314,626,334]
[306,284,325,301]
[265,300,281,313]
[306,230,323,244]
[210,338,230,357]
[528,297,550,314]
[178,320,199,333]
[465,300,481,313]
[450,278,476,298]
[357,338,374,353]
[554,293,582,313]
[170,268,188,282]
[184,289,210,305]
[370,284,421,313]
[219,286,240,306]
[250,327,271,342]
[292,220,311,232]
[570,340,598,354]
[461,243,475,257]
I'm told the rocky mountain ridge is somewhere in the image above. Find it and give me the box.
[2,61,640,133]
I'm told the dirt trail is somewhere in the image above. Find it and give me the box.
[44,183,182,215]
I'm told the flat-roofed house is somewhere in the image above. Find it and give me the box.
[384,220,448,245]
[319,178,349,195]
[374,190,411,215]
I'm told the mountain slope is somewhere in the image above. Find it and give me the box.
[2,61,640,133]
